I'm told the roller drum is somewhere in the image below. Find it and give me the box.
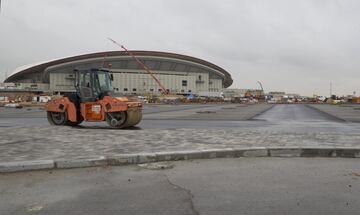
[122,107,142,128]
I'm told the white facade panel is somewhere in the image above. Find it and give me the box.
[50,73,75,92]
[209,79,223,92]
[112,73,196,94]
[49,70,222,94]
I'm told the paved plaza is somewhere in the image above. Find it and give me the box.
[1,104,360,162]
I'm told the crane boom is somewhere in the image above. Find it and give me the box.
[257,81,264,94]
[107,38,168,94]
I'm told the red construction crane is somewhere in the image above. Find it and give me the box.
[107,38,168,94]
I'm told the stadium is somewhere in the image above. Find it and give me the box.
[4,51,233,95]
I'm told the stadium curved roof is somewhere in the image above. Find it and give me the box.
[5,51,233,88]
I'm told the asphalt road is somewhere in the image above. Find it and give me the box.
[1,158,360,215]
[255,104,341,122]
[0,103,270,128]
[252,104,360,133]
[0,104,357,132]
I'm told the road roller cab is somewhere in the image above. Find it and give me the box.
[45,68,142,128]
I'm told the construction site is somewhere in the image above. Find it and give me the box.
[2,1,360,215]
[3,49,360,214]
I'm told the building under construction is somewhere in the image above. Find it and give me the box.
[4,51,233,95]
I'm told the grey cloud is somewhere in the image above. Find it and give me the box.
[1,0,360,96]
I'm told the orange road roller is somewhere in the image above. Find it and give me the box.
[45,68,142,128]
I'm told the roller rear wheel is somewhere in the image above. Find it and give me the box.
[47,111,67,125]
[47,111,82,126]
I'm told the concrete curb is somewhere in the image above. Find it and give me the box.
[0,160,54,173]
[1,147,360,173]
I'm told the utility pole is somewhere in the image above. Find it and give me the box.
[330,82,332,98]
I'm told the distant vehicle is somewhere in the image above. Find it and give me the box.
[4,103,23,108]
[137,96,148,104]
[332,100,342,104]
[318,96,327,102]
[249,99,258,103]
[186,94,195,100]
[240,98,249,102]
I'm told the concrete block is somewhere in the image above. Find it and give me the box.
[355,150,360,158]
[108,153,157,165]
[157,152,186,161]
[335,149,360,158]
[0,160,54,173]
[159,150,205,160]
[156,149,235,162]
[107,154,141,165]
[155,152,177,162]
[137,153,157,164]
[301,148,336,157]
[208,148,236,158]
[182,151,207,160]
[236,148,268,157]
[269,148,301,157]
[157,151,188,161]
[55,156,107,169]
[199,149,218,159]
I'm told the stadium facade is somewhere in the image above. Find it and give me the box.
[4,51,233,95]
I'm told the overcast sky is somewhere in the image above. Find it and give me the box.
[1,0,360,96]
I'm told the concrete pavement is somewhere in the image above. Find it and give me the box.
[1,158,360,215]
